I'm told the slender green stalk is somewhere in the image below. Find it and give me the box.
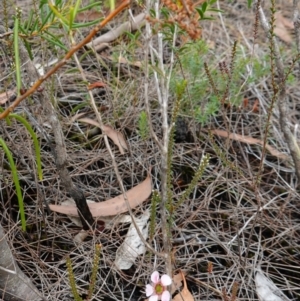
[0,108,43,180]
[149,190,160,241]
[13,12,21,97]
[167,81,184,226]
[110,0,115,11]
[138,111,149,140]
[48,2,69,26]
[0,138,26,231]
[87,244,101,300]
[9,114,43,180]
[174,154,210,211]
[77,1,102,12]
[66,256,83,301]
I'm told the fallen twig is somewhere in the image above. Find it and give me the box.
[0,0,130,119]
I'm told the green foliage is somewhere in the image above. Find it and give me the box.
[88,0,115,11]
[174,154,210,212]
[171,40,211,124]
[10,114,43,180]
[175,79,187,101]
[0,106,43,180]
[195,0,222,21]
[209,131,244,177]
[18,0,104,55]
[0,106,43,231]
[138,111,149,140]
[171,40,270,125]
[67,244,101,301]
[125,30,142,53]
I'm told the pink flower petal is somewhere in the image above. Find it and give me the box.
[161,290,171,301]
[161,274,172,286]
[146,284,154,297]
[149,295,159,301]
[151,271,160,284]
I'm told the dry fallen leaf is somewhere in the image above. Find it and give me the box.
[116,55,142,68]
[49,174,152,217]
[252,99,260,113]
[58,199,132,228]
[114,210,149,270]
[274,12,294,44]
[171,272,185,294]
[79,118,128,154]
[87,81,106,90]
[255,268,291,301]
[210,129,289,160]
[75,10,104,22]
[74,229,89,244]
[173,271,194,301]
[0,89,15,105]
[70,112,87,123]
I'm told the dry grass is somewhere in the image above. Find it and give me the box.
[1,0,300,300]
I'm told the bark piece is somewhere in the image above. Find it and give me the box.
[0,225,45,301]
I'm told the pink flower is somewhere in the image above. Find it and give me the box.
[146,271,172,301]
